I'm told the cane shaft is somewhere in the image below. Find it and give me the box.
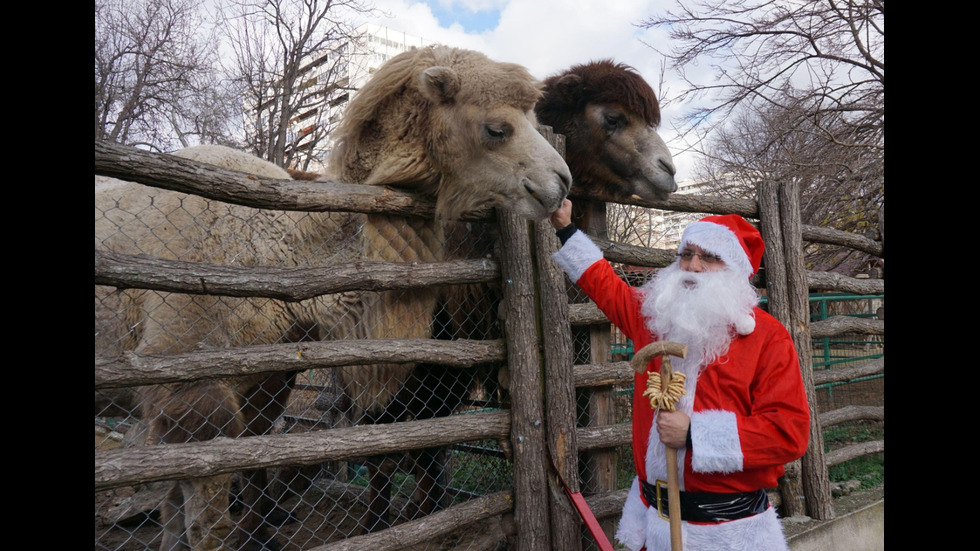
[666,448,682,551]
[633,341,687,551]
[661,359,683,551]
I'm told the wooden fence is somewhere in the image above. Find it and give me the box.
[94,138,884,550]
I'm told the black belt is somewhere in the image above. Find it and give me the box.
[640,479,769,523]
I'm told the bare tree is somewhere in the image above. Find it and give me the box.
[641,0,883,274]
[220,0,374,170]
[95,0,229,151]
[642,0,883,153]
[694,98,882,274]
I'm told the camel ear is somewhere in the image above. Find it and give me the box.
[363,151,436,188]
[550,73,583,95]
[419,66,460,103]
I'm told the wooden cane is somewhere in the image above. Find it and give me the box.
[631,341,688,551]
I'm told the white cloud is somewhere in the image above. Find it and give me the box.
[355,0,705,182]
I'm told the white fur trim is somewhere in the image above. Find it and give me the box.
[691,410,743,473]
[551,230,603,283]
[615,479,648,551]
[616,477,789,551]
[681,221,752,279]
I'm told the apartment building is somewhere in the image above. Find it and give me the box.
[259,23,433,171]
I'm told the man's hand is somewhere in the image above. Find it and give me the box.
[657,410,690,449]
[550,198,573,230]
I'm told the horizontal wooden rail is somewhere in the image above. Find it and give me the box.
[825,440,884,467]
[807,271,884,294]
[311,490,515,551]
[570,187,882,257]
[95,410,510,491]
[95,339,507,388]
[810,316,884,339]
[813,357,883,385]
[95,248,499,300]
[95,140,495,220]
[576,422,631,451]
[96,141,882,255]
[819,405,884,427]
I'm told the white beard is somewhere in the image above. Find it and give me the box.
[639,262,760,369]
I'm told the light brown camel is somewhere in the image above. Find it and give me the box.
[95,45,571,548]
[323,44,571,532]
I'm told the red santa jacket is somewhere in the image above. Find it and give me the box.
[569,240,810,494]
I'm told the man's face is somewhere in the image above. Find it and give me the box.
[678,244,726,273]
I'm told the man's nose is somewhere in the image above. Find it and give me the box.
[684,255,705,272]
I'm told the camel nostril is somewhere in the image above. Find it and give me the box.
[559,171,571,195]
[524,182,539,200]
[659,158,676,178]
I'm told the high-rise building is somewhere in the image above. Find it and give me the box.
[259,23,433,172]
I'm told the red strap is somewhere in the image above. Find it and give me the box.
[560,480,616,551]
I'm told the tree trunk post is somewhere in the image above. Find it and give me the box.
[497,208,550,551]
[756,181,804,518]
[580,200,619,545]
[536,219,583,551]
[778,182,834,520]
[534,127,583,551]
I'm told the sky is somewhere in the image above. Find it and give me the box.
[348,0,711,184]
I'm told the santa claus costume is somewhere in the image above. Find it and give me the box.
[552,214,810,551]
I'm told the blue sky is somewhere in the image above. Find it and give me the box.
[423,1,501,32]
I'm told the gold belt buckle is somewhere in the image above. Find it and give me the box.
[654,479,669,520]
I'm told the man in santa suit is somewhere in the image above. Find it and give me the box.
[549,199,810,551]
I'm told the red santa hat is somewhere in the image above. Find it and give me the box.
[679,214,765,279]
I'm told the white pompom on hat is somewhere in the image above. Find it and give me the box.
[680,214,765,279]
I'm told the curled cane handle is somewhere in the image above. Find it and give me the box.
[630,341,688,374]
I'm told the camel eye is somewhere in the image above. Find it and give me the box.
[603,112,626,131]
[482,123,511,145]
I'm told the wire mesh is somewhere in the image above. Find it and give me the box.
[95,178,518,551]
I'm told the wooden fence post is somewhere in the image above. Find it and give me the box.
[779,182,834,521]
[757,181,834,521]
[536,219,583,551]
[756,182,803,518]
[497,208,550,551]
[534,127,583,551]
[580,201,619,544]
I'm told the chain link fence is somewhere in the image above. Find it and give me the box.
[95,171,524,550]
[95,152,883,549]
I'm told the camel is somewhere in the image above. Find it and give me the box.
[323,44,570,532]
[326,54,679,534]
[95,44,570,549]
[535,59,677,231]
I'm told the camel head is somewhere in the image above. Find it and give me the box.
[329,46,571,220]
[535,60,677,214]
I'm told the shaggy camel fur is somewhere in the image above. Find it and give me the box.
[535,59,677,231]
[324,44,571,532]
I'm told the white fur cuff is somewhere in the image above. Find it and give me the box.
[552,230,603,283]
[691,409,743,473]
